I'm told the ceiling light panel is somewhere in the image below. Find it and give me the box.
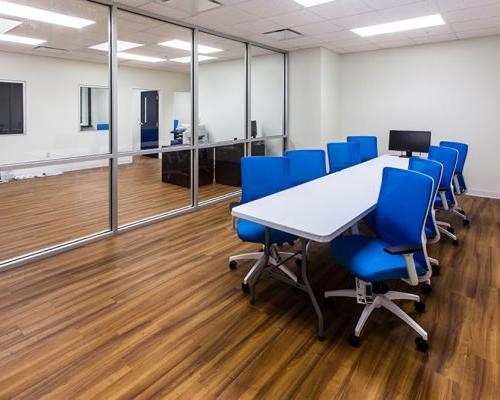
[0,33,45,45]
[118,52,165,63]
[0,1,95,29]
[158,39,223,54]
[352,14,445,37]
[293,0,336,7]
[170,55,216,63]
[90,40,143,52]
[0,17,21,33]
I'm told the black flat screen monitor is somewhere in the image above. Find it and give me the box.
[389,130,431,157]
[251,120,257,138]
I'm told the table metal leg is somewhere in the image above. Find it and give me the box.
[249,227,270,305]
[300,238,325,341]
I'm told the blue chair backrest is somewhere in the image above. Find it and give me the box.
[428,145,458,190]
[375,168,433,259]
[240,156,291,204]
[409,158,442,205]
[440,141,468,174]
[347,136,378,161]
[327,142,362,173]
[285,149,327,186]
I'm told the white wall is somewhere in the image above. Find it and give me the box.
[339,36,500,196]
[288,47,340,150]
[0,51,190,167]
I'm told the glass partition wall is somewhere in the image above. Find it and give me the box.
[0,0,287,269]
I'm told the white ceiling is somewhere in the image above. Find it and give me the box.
[0,0,499,72]
[125,0,500,53]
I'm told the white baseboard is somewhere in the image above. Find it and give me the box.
[467,190,500,199]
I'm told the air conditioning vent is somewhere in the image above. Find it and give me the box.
[263,28,303,41]
[33,46,68,54]
[159,0,221,13]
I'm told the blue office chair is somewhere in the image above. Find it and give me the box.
[409,157,443,283]
[440,141,470,224]
[327,142,362,173]
[428,146,461,244]
[325,167,433,352]
[347,136,378,162]
[229,156,301,292]
[285,149,327,186]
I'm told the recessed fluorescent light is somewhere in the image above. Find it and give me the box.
[170,55,216,63]
[293,0,336,7]
[0,0,95,29]
[117,52,165,63]
[0,17,21,33]
[0,33,45,45]
[90,40,143,52]
[351,14,445,37]
[158,39,223,54]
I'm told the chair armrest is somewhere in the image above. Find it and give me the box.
[384,243,422,255]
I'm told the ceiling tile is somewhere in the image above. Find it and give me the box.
[308,0,374,19]
[332,10,391,29]
[234,0,303,18]
[294,20,344,35]
[442,2,500,22]
[435,0,500,12]
[412,32,458,43]
[228,19,285,34]
[139,2,193,20]
[269,10,325,27]
[362,0,425,9]
[378,0,440,20]
[404,23,454,37]
[183,6,258,28]
[114,0,149,6]
[455,25,500,38]
[451,16,500,31]
[315,29,361,42]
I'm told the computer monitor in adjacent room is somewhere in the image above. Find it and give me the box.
[251,120,257,138]
[389,130,431,157]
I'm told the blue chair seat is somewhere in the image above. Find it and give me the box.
[237,219,297,244]
[425,226,437,240]
[330,235,425,282]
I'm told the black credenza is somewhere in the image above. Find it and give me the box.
[161,141,265,188]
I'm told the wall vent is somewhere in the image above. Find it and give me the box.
[33,46,68,54]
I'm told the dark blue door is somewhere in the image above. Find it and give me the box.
[141,90,159,150]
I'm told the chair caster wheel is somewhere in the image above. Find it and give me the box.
[453,239,459,246]
[295,258,302,267]
[447,226,455,234]
[421,283,432,295]
[318,335,325,341]
[432,265,440,276]
[229,260,237,270]
[241,282,249,293]
[250,299,255,305]
[348,333,361,348]
[323,296,335,308]
[288,241,295,246]
[463,219,470,226]
[414,301,426,312]
[415,337,429,352]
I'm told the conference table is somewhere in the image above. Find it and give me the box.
[232,154,410,340]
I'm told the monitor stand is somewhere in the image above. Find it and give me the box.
[400,151,413,158]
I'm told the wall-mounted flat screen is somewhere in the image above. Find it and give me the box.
[389,130,431,157]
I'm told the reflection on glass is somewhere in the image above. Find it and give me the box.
[0,159,110,263]
[251,46,285,138]
[264,138,284,156]
[116,11,192,152]
[198,33,245,144]
[198,144,244,203]
[0,0,110,164]
[118,151,192,225]
[80,86,109,131]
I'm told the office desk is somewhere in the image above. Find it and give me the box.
[232,155,409,339]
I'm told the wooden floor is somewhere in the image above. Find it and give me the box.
[0,156,236,261]
[0,195,498,399]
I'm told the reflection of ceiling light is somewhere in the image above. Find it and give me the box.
[352,14,445,37]
[170,55,216,63]
[293,0,336,7]
[0,17,21,33]
[0,1,95,29]
[118,52,165,63]
[0,33,45,45]
[158,39,223,54]
[90,40,142,52]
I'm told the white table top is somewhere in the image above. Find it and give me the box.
[232,154,409,243]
